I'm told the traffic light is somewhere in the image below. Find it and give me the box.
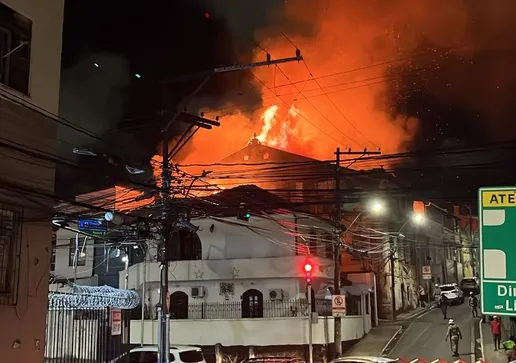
[304,262,313,284]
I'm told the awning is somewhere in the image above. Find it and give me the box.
[340,284,372,296]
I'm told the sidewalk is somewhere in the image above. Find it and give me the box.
[345,306,434,356]
[378,306,435,324]
[481,319,507,363]
[344,323,402,356]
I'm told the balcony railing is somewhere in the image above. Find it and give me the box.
[136,299,344,320]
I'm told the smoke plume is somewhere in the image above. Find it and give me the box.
[178,0,516,165]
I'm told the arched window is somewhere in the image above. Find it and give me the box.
[169,291,188,319]
[242,289,263,318]
[179,230,202,260]
[166,229,202,261]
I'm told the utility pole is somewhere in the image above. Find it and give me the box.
[389,236,396,319]
[333,147,380,358]
[156,51,303,363]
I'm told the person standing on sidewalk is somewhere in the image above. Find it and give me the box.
[419,285,427,307]
[491,316,502,350]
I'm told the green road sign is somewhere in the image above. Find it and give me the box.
[479,187,516,316]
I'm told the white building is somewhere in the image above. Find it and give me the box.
[0,0,64,362]
[125,210,373,351]
[49,226,98,292]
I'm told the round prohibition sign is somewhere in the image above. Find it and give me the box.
[334,296,344,305]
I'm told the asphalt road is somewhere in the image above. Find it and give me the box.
[388,302,481,362]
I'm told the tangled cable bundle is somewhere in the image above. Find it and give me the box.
[48,284,140,309]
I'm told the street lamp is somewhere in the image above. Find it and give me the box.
[412,213,424,225]
[73,148,145,175]
[370,199,385,215]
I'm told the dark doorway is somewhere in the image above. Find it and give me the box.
[370,292,377,326]
[242,289,263,318]
[169,291,188,319]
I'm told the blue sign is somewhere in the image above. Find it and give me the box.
[79,219,107,232]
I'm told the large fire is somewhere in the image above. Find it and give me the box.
[151,1,487,168]
[255,104,312,152]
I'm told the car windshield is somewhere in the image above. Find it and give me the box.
[461,279,476,284]
[441,286,456,292]
[179,350,204,363]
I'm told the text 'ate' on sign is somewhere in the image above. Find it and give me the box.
[479,186,516,316]
[332,295,346,317]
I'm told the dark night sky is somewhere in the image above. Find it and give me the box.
[57,1,516,202]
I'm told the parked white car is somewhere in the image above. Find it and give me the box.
[439,283,464,305]
[124,345,206,363]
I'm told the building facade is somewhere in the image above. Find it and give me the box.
[0,0,64,361]
[124,208,373,357]
[210,141,463,319]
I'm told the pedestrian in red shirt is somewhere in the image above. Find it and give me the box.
[491,316,502,350]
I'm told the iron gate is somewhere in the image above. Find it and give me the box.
[44,306,130,363]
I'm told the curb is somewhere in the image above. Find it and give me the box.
[478,318,485,360]
[382,306,436,357]
[380,326,403,356]
[378,306,435,323]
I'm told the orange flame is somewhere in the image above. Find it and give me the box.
[158,1,489,168]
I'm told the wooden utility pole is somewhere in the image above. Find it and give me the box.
[333,147,380,358]
[156,51,304,363]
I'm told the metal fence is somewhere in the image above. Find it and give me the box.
[166,299,334,320]
[45,306,130,363]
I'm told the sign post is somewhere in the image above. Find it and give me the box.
[479,187,516,316]
[332,295,346,317]
[422,266,432,280]
[111,309,122,335]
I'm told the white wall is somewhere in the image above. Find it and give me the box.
[147,278,303,307]
[1,0,64,113]
[125,256,334,291]
[54,227,95,279]
[131,316,367,346]
[146,214,335,261]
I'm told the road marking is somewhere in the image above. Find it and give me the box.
[429,360,439,363]
[410,359,419,363]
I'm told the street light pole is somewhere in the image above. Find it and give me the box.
[389,236,396,319]
[156,51,304,363]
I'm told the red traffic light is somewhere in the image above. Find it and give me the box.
[304,263,313,272]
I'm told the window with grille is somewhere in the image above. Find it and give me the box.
[0,3,32,94]
[68,237,86,267]
[0,204,22,305]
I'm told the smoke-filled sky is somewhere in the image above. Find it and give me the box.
[59,0,516,198]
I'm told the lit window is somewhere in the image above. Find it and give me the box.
[243,155,249,161]
[263,152,270,160]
